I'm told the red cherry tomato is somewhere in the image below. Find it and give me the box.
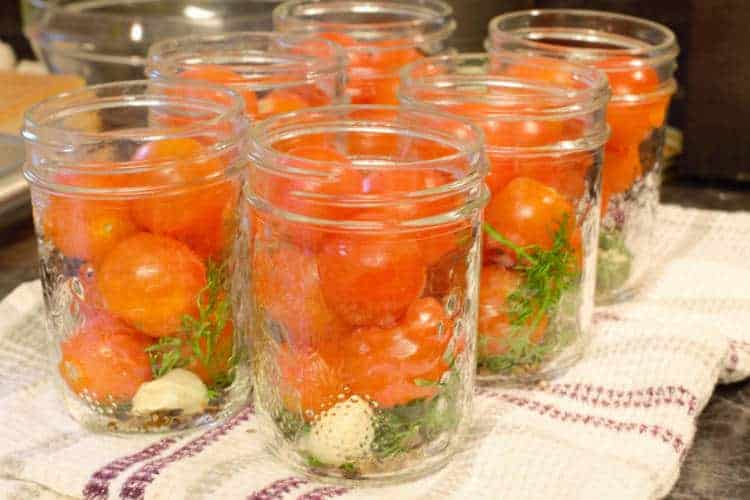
[478,265,547,357]
[42,194,137,264]
[97,233,206,337]
[317,232,427,327]
[361,168,466,265]
[179,64,258,117]
[486,151,591,200]
[444,102,565,149]
[257,89,309,118]
[278,342,343,418]
[255,145,365,249]
[130,138,238,260]
[59,313,153,402]
[341,297,451,408]
[253,238,348,349]
[484,177,579,257]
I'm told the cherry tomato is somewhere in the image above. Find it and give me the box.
[361,169,465,265]
[317,232,427,327]
[179,64,258,117]
[60,313,153,402]
[601,145,641,215]
[42,194,137,264]
[340,297,451,408]
[503,57,581,89]
[97,233,206,337]
[478,265,547,357]
[484,177,579,259]
[253,238,348,349]
[486,151,591,200]
[255,145,366,249]
[445,102,565,149]
[130,138,238,260]
[257,89,309,118]
[278,342,343,417]
[345,108,402,156]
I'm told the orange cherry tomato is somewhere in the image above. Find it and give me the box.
[255,145,365,249]
[444,102,565,149]
[484,177,580,262]
[42,194,137,264]
[317,232,427,327]
[341,297,451,408]
[486,151,591,200]
[502,57,581,89]
[278,342,343,418]
[601,145,641,215]
[478,265,547,357]
[361,168,465,265]
[60,313,153,402]
[257,89,309,118]
[130,138,238,260]
[253,238,348,349]
[179,64,259,117]
[97,233,206,337]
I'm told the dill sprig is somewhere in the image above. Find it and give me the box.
[480,215,579,373]
[146,260,234,390]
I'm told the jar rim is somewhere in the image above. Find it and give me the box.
[146,31,347,91]
[399,52,610,154]
[247,104,488,228]
[272,0,456,50]
[22,79,246,147]
[400,52,610,119]
[488,9,679,70]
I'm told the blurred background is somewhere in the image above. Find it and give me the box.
[0,0,747,223]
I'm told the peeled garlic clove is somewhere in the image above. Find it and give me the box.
[132,369,208,415]
[304,396,375,466]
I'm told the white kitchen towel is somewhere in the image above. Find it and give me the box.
[0,204,748,500]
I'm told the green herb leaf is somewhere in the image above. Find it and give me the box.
[481,214,579,374]
[147,260,234,391]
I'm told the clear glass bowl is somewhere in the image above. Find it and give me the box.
[22,0,282,83]
[400,52,609,383]
[23,80,252,432]
[246,104,487,482]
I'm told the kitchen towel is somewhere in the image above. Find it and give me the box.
[1,204,749,500]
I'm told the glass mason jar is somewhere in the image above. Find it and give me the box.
[246,105,487,481]
[22,81,251,432]
[400,53,610,382]
[273,0,455,105]
[146,31,347,119]
[487,9,679,304]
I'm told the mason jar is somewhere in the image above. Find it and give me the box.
[23,80,251,432]
[487,9,679,303]
[400,53,610,382]
[273,0,455,104]
[147,31,347,119]
[246,105,487,481]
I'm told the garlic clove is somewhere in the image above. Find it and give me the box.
[132,369,208,415]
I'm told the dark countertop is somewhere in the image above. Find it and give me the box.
[1,179,748,499]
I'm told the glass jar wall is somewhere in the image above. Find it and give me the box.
[147,31,347,120]
[273,0,455,104]
[487,10,679,303]
[23,80,251,432]
[400,53,609,382]
[246,105,487,482]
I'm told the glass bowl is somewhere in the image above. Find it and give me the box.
[22,0,282,84]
